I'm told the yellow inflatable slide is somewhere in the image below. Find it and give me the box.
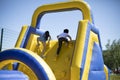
[0,1,110,80]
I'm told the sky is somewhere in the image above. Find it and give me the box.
[0,0,120,50]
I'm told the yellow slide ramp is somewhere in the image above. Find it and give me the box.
[26,35,75,80]
[44,41,74,80]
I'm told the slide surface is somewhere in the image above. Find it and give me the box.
[28,39,75,80]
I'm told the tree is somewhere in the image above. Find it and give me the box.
[103,39,120,74]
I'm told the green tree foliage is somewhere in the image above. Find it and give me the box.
[103,39,120,74]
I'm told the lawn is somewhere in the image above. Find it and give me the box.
[110,74,120,80]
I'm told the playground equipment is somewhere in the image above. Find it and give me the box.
[0,70,28,80]
[0,1,110,80]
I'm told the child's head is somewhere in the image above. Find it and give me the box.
[64,29,69,33]
[45,31,49,36]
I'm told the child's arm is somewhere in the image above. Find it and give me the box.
[67,35,72,41]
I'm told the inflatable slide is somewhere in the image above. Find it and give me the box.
[0,1,110,80]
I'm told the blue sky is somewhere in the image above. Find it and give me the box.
[0,0,120,50]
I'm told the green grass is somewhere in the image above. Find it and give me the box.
[110,74,120,80]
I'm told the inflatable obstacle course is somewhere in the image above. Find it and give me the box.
[0,1,110,80]
[0,70,28,80]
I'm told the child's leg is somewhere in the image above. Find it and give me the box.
[37,37,40,46]
[57,38,62,55]
[41,42,46,55]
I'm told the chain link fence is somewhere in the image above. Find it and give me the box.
[0,27,20,51]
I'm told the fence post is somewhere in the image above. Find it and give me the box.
[0,28,4,51]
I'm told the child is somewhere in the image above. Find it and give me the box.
[37,30,51,56]
[56,29,72,55]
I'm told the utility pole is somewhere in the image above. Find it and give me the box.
[0,28,4,51]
